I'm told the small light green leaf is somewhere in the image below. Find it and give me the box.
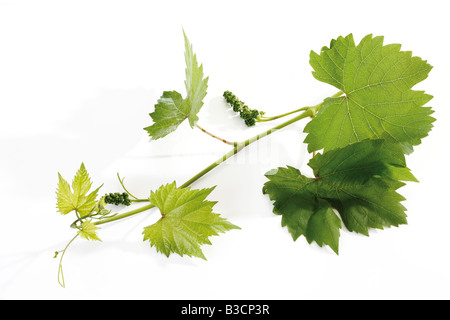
[78,220,102,241]
[56,173,74,215]
[72,163,92,198]
[143,182,239,259]
[77,186,102,217]
[56,163,102,217]
[305,34,435,154]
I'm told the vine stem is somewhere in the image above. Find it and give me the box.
[257,107,309,122]
[256,90,343,122]
[195,123,237,145]
[86,108,316,227]
[73,91,344,228]
[61,92,343,288]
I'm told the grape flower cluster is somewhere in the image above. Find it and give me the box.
[223,90,264,126]
[104,192,131,206]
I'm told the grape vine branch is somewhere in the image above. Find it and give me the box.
[54,30,434,287]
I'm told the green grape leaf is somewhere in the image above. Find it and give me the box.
[144,91,189,140]
[305,199,341,253]
[304,34,435,154]
[183,29,209,127]
[142,182,239,259]
[56,163,102,217]
[78,220,102,241]
[145,31,209,140]
[263,139,413,254]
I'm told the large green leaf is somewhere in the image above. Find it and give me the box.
[304,34,435,153]
[263,139,413,254]
[143,182,239,259]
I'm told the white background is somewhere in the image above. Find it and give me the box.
[1,0,449,300]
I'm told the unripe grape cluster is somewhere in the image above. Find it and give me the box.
[223,91,264,126]
[104,192,131,206]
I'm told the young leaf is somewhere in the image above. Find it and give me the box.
[78,220,102,241]
[142,182,239,259]
[263,139,412,254]
[144,31,209,140]
[144,91,189,140]
[304,34,435,154]
[56,163,102,217]
[183,29,209,127]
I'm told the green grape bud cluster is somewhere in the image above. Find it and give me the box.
[223,91,264,126]
[104,192,131,206]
